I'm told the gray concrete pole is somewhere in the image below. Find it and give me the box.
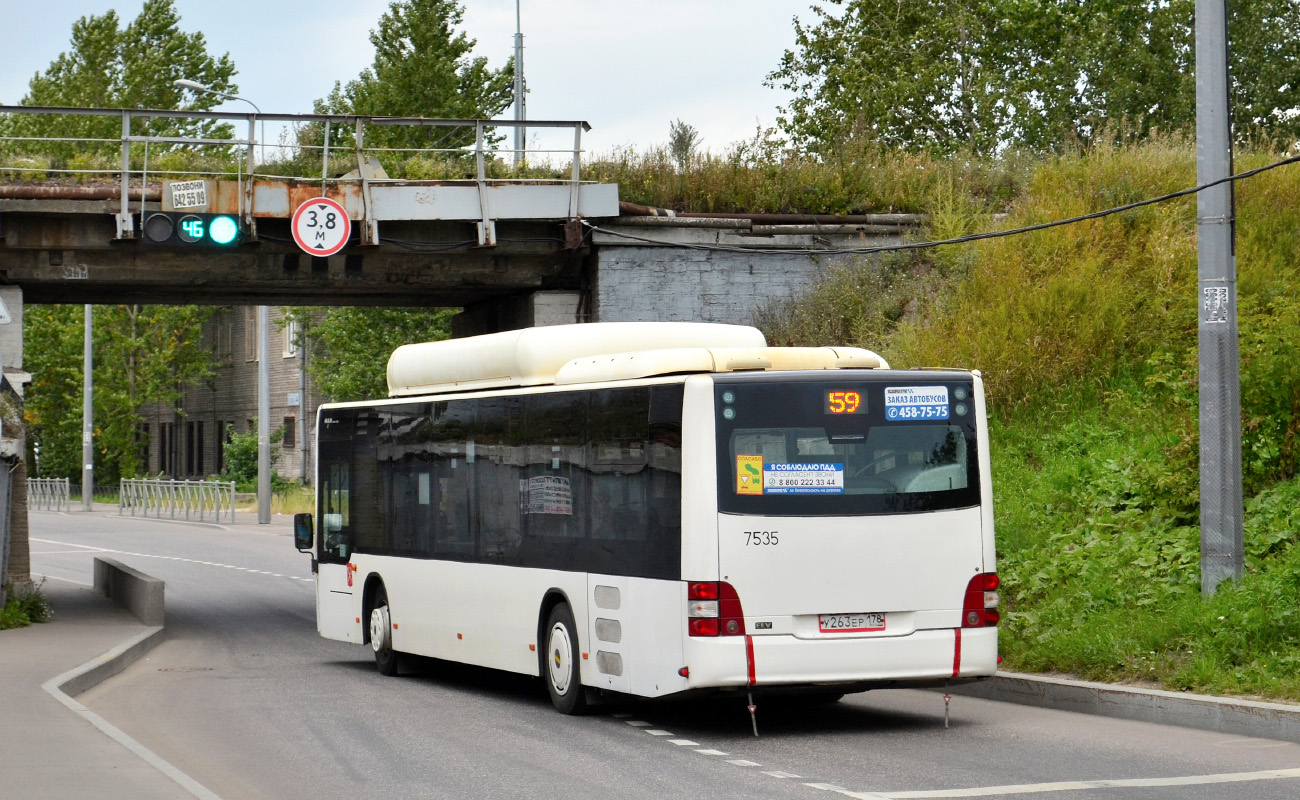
[1195,0,1243,594]
[513,0,526,168]
[82,304,93,511]
[257,305,271,524]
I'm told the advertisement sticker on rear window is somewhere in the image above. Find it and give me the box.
[884,386,950,421]
[763,462,844,494]
[736,455,764,494]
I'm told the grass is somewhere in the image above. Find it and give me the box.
[0,580,52,630]
[233,485,314,516]
[760,135,1300,701]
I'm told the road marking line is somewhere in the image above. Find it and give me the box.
[31,538,314,582]
[765,771,802,779]
[695,749,729,756]
[611,713,633,719]
[669,739,700,746]
[624,720,651,727]
[807,784,850,792]
[848,767,1300,799]
[645,730,674,736]
[728,759,762,767]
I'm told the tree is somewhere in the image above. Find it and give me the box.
[294,307,456,403]
[1,0,238,163]
[311,0,513,153]
[24,305,217,483]
[768,0,1300,154]
[668,119,701,171]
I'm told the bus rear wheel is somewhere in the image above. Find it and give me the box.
[370,588,399,676]
[543,603,588,715]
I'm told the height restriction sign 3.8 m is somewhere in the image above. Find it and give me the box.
[292,196,351,256]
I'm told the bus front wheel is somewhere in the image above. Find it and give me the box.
[370,588,399,676]
[543,603,588,715]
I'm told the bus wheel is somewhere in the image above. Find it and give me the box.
[370,588,398,676]
[543,603,588,715]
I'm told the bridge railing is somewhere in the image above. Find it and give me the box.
[0,106,594,243]
[119,478,236,524]
[27,478,70,512]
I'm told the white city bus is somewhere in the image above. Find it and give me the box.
[293,322,999,714]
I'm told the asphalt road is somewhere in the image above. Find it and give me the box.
[29,510,1300,800]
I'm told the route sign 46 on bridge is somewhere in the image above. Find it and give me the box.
[292,197,351,257]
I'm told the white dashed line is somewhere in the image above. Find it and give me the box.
[857,767,1300,799]
[695,749,729,756]
[669,739,700,747]
[765,771,802,779]
[806,783,850,792]
[645,730,674,736]
[624,720,652,727]
[728,759,762,767]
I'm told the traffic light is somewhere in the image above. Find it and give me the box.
[139,212,242,246]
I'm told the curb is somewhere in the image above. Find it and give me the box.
[950,671,1300,744]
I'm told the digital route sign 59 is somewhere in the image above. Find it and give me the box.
[139,211,241,247]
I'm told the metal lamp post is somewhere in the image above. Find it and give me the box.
[175,79,272,524]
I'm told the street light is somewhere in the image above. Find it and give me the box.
[172,79,264,165]
[175,78,272,525]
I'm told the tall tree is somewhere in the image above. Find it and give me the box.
[1,0,237,163]
[25,305,217,482]
[312,0,513,152]
[294,308,456,403]
[769,0,1300,154]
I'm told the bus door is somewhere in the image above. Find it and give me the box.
[315,411,360,643]
[713,377,985,645]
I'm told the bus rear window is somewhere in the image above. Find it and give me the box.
[715,376,979,516]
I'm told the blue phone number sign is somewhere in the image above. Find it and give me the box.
[884,386,950,421]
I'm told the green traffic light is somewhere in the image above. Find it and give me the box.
[209,215,238,245]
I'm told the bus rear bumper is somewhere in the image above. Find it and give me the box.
[683,627,998,691]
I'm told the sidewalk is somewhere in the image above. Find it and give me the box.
[0,579,199,800]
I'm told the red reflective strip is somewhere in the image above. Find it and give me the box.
[745,635,757,686]
[952,628,962,677]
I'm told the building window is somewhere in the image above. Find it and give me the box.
[244,307,258,361]
[283,416,296,449]
[216,310,234,358]
[283,317,299,358]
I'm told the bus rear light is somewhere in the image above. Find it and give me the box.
[687,581,745,636]
[963,573,1000,628]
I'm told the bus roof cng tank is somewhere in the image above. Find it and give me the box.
[385,321,888,397]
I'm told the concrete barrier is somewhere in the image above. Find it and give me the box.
[93,557,164,626]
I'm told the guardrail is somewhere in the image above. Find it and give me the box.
[119,478,236,524]
[0,105,593,245]
[27,477,70,512]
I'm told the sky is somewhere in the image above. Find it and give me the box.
[3,1,823,158]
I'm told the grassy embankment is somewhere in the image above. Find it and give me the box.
[673,134,1300,701]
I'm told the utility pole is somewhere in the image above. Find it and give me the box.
[513,0,526,168]
[82,305,93,511]
[257,306,271,524]
[1195,0,1243,595]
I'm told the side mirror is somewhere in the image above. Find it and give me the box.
[293,513,314,552]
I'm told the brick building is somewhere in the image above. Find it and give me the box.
[141,307,318,484]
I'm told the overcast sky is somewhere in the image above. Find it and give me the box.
[4,1,822,158]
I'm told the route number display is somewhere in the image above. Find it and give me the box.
[292,196,351,257]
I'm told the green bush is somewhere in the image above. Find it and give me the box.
[0,580,52,630]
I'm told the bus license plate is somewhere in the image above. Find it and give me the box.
[819,613,885,633]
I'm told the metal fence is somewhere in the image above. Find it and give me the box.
[27,477,70,512]
[119,478,236,524]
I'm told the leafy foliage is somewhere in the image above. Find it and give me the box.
[768,0,1300,154]
[0,580,52,630]
[0,0,237,164]
[25,305,217,483]
[760,137,1300,699]
[295,307,456,403]
[306,0,513,155]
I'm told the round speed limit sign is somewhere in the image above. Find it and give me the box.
[291,196,351,256]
